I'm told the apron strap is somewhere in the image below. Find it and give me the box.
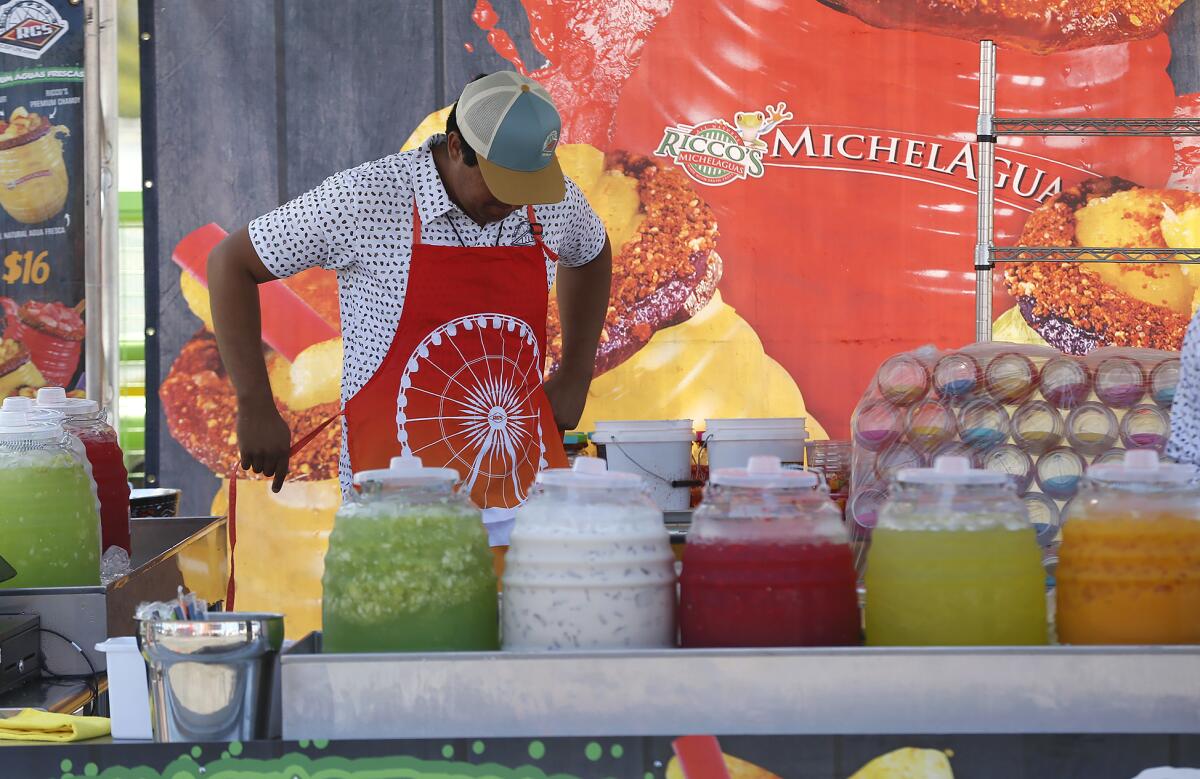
[225,411,344,611]
[412,200,423,244]
[526,205,559,263]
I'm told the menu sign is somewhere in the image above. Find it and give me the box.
[0,0,85,398]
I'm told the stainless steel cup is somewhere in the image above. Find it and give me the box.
[138,613,284,742]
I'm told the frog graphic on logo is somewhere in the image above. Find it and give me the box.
[733,102,794,151]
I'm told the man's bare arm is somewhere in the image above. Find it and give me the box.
[207,226,293,492]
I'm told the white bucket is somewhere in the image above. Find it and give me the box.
[591,420,694,511]
[95,636,152,740]
[704,417,809,473]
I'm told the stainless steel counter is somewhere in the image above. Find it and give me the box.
[281,635,1200,740]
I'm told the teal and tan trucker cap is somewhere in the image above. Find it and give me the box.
[455,71,565,206]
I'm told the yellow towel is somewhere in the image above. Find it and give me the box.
[0,709,111,742]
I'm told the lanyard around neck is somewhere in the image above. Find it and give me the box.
[446,210,505,248]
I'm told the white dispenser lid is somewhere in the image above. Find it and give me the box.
[537,455,642,488]
[711,455,818,488]
[351,455,459,487]
[3,396,64,420]
[1,396,32,411]
[896,455,1009,486]
[1087,448,1197,484]
[0,409,62,442]
[35,386,98,414]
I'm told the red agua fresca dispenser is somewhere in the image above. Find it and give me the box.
[37,387,131,554]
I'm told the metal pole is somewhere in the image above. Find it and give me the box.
[99,0,119,424]
[82,0,100,401]
[82,0,120,420]
[974,40,996,343]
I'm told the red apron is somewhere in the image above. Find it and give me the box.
[226,200,568,609]
[344,201,569,506]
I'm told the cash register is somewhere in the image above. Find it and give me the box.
[0,554,40,696]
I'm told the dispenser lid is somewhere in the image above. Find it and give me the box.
[351,455,459,487]
[1087,448,1197,484]
[537,455,642,488]
[896,455,1009,486]
[0,409,62,441]
[711,455,818,488]
[1,396,32,411]
[35,387,98,414]
[2,396,64,420]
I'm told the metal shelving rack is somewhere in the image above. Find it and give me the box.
[974,39,1200,342]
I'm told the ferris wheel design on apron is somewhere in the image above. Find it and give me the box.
[343,200,568,510]
[397,312,549,506]
[225,200,570,610]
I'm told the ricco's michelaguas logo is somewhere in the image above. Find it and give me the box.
[658,102,1067,207]
[0,0,68,60]
[654,103,792,186]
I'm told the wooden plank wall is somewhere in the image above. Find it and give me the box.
[148,0,282,513]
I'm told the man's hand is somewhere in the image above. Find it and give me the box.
[549,234,612,432]
[208,226,293,492]
[237,396,292,492]
[543,369,591,432]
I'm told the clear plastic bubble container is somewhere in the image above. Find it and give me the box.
[1021,492,1061,547]
[905,399,957,452]
[1120,404,1171,453]
[984,352,1039,405]
[958,398,1010,450]
[1040,357,1092,410]
[876,353,929,406]
[1094,357,1146,409]
[1011,400,1065,455]
[932,352,980,400]
[1036,447,1087,500]
[982,444,1034,494]
[1066,402,1120,456]
[1150,358,1180,408]
[853,400,904,452]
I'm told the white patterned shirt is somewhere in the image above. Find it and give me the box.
[1168,313,1200,465]
[248,134,606,494]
